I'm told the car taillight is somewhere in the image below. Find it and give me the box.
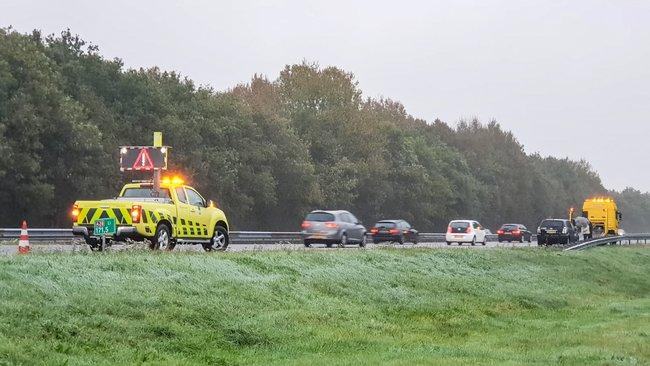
[497,230,504,235]
[131,205,142,224]
[512,229,521,235]
[370,227,378,234]
[301,221,311,229]
[71,204,80,221]
[324,222,338,229]
[447,226,452,233]
[389,229,400,234]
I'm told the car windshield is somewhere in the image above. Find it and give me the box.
[540,220,564,229]
[122,187,171,199]
[305,212,335,222]
[375,222,396,228]
[450,222,470,229]
[501,224,518,230]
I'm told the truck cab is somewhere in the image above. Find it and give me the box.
[72,180,229,251]
[582,197,621,237]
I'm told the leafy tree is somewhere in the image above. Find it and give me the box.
[0,28,647,232]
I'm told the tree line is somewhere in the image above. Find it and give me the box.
[1,28,648,232]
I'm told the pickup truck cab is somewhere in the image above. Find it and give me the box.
[72,181,229,251]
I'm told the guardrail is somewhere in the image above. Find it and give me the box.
[0,229,499,244]
[564,233,650,251]
[0,228,73,241]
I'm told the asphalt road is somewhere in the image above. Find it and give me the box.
[0,239,538,255]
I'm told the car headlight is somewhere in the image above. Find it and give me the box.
[537,227,541,234]
[562,227,568,234]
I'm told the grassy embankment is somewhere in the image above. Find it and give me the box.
[0,247,648,365]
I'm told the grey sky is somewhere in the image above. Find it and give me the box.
[5,0,650,191]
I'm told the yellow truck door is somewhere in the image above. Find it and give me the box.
[172,186,194,238]
[185,186,211,238]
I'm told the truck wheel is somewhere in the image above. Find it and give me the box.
[85,237,102,251]
[151,224,174,251]
[203,225,229,252]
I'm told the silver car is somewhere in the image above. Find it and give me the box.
[301,210,367,247]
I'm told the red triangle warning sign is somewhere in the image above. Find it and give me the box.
[132,148,155,170]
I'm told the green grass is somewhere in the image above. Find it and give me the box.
[0,247,648,365]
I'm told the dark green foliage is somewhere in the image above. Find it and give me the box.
[0,28,647,231]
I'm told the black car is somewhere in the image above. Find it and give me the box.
[370,220,418,244]
[497,223,533,243]
[537,219,579,245]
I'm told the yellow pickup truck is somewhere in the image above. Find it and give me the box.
[72,179,229,251]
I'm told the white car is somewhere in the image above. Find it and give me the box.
[445,220,488,246]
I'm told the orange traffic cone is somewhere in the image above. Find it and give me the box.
[18,220,30,254]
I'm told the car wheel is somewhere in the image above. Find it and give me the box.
[471,236,476,246]
[339,233,348,247]
[151,224,174,251]
[528,235,532,243]
[304,240,311,247]
[398,235,404,245]
[373,240,380,244]
[413,236,418,245]
[519,235,524,243]
[203,225,229,252]
[359,234,367,247]
[446,241,451,246]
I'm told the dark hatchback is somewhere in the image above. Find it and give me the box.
[537,219,579,245]
[369,220,418,244]
[497,224,533,243]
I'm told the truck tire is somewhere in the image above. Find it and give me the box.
[85,237,102,251]
[203,225,229,252]
[151,224,174,251]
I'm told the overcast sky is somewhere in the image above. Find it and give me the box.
[5,0,650,191]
